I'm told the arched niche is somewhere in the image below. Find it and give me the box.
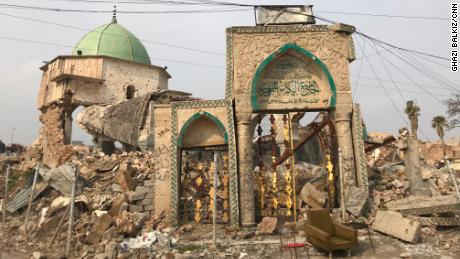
[251,43,336,112]
[178,111,228,148]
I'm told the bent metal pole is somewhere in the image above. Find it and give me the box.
[24,163,40,238]
[2,164,11,223]
[339,148,346,222]
[66,165,78,257]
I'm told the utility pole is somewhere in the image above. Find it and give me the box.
[9,128,15,144]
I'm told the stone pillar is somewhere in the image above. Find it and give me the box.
[236,113,256,227]
[403,136,430,196]
[332,104,355,188]
[63,111,72,145]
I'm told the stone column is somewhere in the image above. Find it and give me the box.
[402,136,430,196]
[63,111,73,145]
[332,104,355,188]
[236,113,256,227]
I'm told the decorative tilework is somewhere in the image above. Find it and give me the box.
[352,104,369,192]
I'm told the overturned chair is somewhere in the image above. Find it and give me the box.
[304,209,358,258]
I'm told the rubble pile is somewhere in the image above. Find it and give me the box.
[370,149,458,209]
[1,133,459,258]
[0,146,176,258]
[366,143,460,249]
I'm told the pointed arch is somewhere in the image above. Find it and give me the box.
[177,111,228,148]
[251,43,337,111]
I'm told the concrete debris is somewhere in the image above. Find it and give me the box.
[299,182,327,209]
[345,186,368,217]
[256,217,277,234]
[119,231,176,251]
[0,129,459,258]
[386,195,460,215]
[373,210,421,243]
[117,162,135,192]
[38,164,87,196]
[32,251,47,259]
[87,214,114,245]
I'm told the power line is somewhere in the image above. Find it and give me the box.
[411,52,449,69]
[355,83,449,97]
[369,38,407,104]
[356,35,410,128]
[356,35,433,139]
[310,14,450,61]
[350,75,456,91]
[0,3,249,13]
[397,49,459,92]
[2,25,446,94]
[383,45,459,95]
[352,35,365,101]
[359,36,446,104]
[0,34,225,69]
[1,2,451,21]
[42,0,252,5]
[0,11,224,56]
[315,10,448,21]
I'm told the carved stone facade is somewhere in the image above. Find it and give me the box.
[226,24,357,226]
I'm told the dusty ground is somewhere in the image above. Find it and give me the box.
[1,220,460,258]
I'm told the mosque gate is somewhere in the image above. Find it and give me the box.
[226,24,368,226]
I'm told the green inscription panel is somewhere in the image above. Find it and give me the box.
[252,44,336,111]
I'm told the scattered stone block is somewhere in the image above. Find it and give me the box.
[257,217,277,234]
[108,194,127,217]
[129,204,144,213]
[144,192,154,199]
[135,186,150,194]
[300,183,327,208]
[111,183,122,192]
[144,205,154,211]
[372,211,421,243]
[386,195,460,215]
[87,214,114,244]
[126,191,144,202]
[32,252,47,259]
[138,198,153,206]
[118,162,135,191]
[345,186,368,217]
[144,180,155,187]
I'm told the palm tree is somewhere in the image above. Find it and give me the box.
[404,100,420,139]
[432,116,447,155]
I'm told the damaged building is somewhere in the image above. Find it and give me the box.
[35,8,370,228]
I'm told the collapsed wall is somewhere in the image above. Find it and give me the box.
[39,104,74,167]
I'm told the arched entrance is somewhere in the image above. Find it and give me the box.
[249,43,341,223]
[176,112,230,225]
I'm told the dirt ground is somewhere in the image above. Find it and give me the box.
[1,220,460,258]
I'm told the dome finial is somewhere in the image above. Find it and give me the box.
[112,5,117,23]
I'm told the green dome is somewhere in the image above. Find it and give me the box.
[73,17,151,65]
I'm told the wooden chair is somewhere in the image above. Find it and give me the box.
[279,224,310,259]
[304,209,358,258]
